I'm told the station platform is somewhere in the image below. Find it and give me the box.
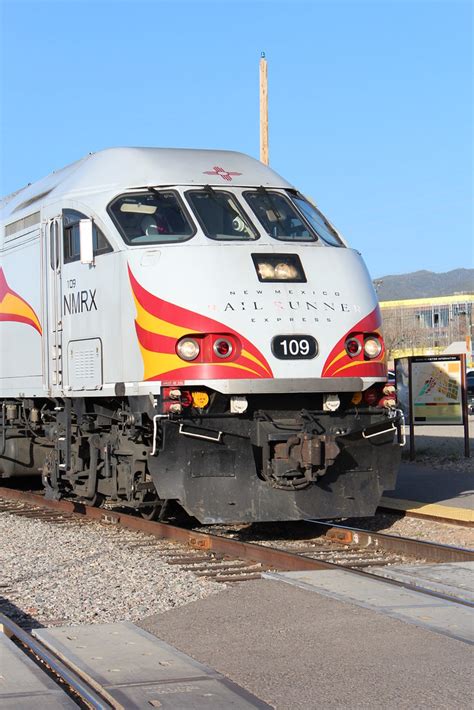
[379,417,473,522]
[140,576,474,710]
[381,462,474,523]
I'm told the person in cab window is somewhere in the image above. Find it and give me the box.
[141,215,170,237]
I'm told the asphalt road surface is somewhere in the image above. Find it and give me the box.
[140,579,474,710]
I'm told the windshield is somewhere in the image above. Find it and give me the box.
[108,191,195,244]
[186,189,258,241]
[291,194,343,246]
[243,190,315,241]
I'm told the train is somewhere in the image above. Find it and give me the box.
[0,147,403,523]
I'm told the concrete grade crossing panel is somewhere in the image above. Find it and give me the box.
[264,567,474,644]
[33,621,271,709]
[367,561,474,604]
[0,634,76,709]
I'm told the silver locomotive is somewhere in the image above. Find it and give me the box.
[0,148,402,522]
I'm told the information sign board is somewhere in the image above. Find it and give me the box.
[394,354,469,459]
[410,356,463,425]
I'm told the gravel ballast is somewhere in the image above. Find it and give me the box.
[339,512,474,548]
[0,513,223,628]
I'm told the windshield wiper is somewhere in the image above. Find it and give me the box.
[257,185,283,221]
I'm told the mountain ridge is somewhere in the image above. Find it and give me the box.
[374,268,473,301]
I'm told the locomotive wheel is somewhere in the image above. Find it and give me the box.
[89,492,105,508]
[140,501,162,521]
[76,492,105,507]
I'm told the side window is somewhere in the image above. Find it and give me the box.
[63,209,113,264]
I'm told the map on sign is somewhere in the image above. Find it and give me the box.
[411,359,462,424]
[416,368,459,401]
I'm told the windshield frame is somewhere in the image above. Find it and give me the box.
[290,191,344,247]
[107,189,197,246]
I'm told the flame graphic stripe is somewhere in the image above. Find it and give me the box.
[330,358,385,376]
[133,295,190,340]
[129,265,271,372]
[146,364,267,382]
[323,348,347,374]
[135,322,270,379]
[322,306,384,378]
[138,349,193,381]
[241,348,270,373]
[0,268,42,334]
[129,266,273,381]
[135,323,182,355]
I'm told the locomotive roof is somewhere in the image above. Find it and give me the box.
[1,147,294,222]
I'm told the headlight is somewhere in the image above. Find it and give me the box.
[257,262,275,279]
[364,336,382,359]
[176,337,200,361]
[252,253,306,282]
[274,263,298,280]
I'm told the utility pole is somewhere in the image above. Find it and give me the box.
[260,52,269,165]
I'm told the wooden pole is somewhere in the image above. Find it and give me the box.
[260,53,269,165]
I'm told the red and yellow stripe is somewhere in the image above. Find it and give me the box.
[0,268,41,334]
[128,266,273,381]
[322,307,386,378]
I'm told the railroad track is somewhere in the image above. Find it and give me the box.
[0,612,116,708]
[1,486,473,611]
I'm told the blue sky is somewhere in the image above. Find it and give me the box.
[1,0,472,278]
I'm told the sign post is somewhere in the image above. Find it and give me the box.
[408,357,415,460]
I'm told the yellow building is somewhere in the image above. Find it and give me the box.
[379,294,473,365]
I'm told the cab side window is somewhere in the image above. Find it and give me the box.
[63,209,112,264]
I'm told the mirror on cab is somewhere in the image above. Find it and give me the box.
[79,218,94,264]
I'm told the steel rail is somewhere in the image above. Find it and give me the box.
[1,486,473,608]
[1,485,472,564]
[0,613,119,709]
[308,519,474,563]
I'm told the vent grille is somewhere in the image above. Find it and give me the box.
[68,339,103,391]
[5,211,40,237]
[74,349,96,380]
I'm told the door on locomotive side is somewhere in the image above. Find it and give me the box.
[43,215,63,392]
[59,209,116,394]
[42,206,119,396]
